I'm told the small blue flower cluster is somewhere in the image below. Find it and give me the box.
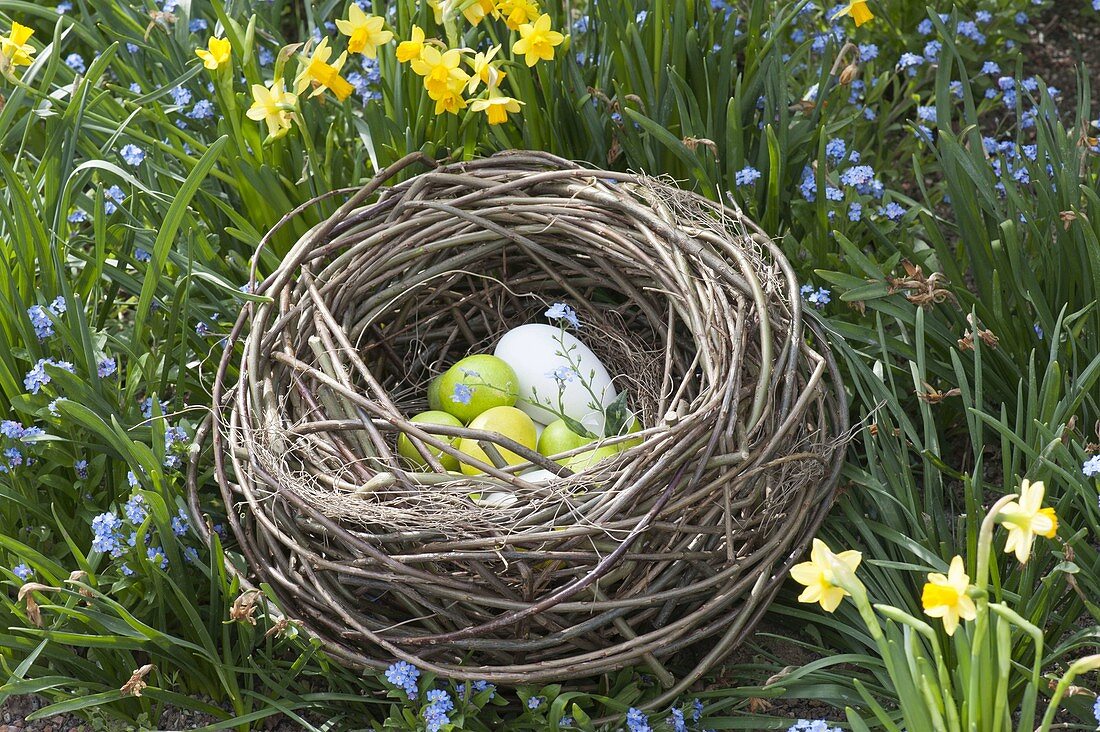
[626,707,651,732]
[171,507,191,536]
[844,79,876,122]
[91,511,125,556]
[384,660,420,699]
[1092,695,1100,726]
[196,313,220,337]
[1082,454,1100,478]
[120,143,145,167]
[547,366,576,384]
[981,136,1052,196]
[104,184,126,215]
[808,10,845,56]
[24,358,75,395]
[27,297,66,340]
[451,382,473,405]
[347,58,383,102]
[798,150,904,226]
[124,494,147,524]
[983,75,1060,130]
[65,53,86,73]
[164,425,190,470]
[800,284,832,309]
[915,11,991,46]
[91,494,198,574]
[735,165,762,187]
[146,545,168,570]
[545,302,580,328]
[12,563,32,581]
[98,357,117,378]
[151,76,225,129]
[824,138,849,164]
[788,721,842,732]
[1,421,45,442]
[141,396,170,419]
[1,420,48,473]
[423,689,454,732]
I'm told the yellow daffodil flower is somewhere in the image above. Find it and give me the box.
[434,87,467,115]
[789,539,862,613]
[512,13,564,67]
[294,38,354,102]
[336,4,392,59]
[470,85,523,124]
[832,0,873,27]
[410,46,469,100]
[0,21,36,76]
[195,36,231,70]
[462,0,496,26]
[396,25,426,63]
[466,44,505,94]
[497,0,540,30]
[998,479,1058,563]
[246,79,298,141]
[921,555,977,636]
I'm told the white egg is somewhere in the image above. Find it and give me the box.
[518,468,559,484]
[470,491,518,508]
[494,324,617,433]
[471,467,561,508]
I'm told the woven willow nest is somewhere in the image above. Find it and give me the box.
[197,151,847,695]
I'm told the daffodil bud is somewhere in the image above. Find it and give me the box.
[1068,654,1100,673]
[839,62,861,86]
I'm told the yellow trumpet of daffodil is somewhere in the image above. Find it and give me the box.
[246,78,298,141]
[497,0,540,31]
[470,84,523,125]
[195,36,231,70]
[920,555,977,636]
[789,539,862,613]
[0,21,36,76]
[832,0,873,27]
[512,13,564,67]
[470,90,521,124]
[396,25,426,63]
[411,46,469,101]
[434,85,467,115]
[294,38,354,102]
[997,479,1058,563]
[336,5,392,59]
[466,45,505,94]
[462,0,496,25]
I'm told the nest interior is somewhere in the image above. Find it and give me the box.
[197,151,847,695]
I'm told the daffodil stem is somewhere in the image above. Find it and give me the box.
[987,603,1043,732]
[975,493,1016,592]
